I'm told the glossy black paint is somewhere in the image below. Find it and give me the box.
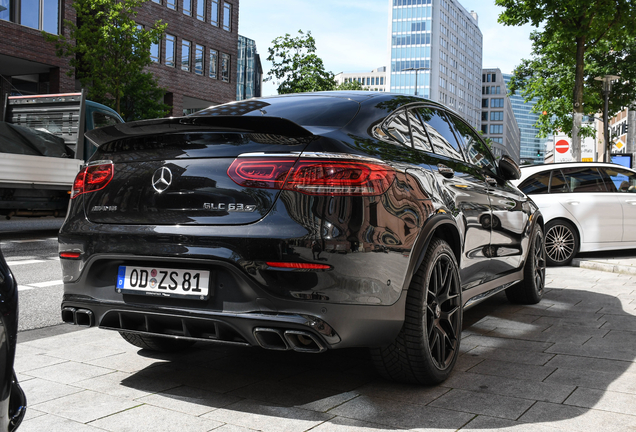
[60,91,542,350]
[0,252,26,431]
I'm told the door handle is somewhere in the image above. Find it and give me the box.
[485,176,498,186]
[566,201,580,206]
[626,200,636,205]
[437,164,454,178]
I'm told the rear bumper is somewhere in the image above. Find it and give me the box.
[61,292,406,350]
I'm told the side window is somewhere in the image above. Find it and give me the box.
[415,107,464,161]
[518,171,551,195]
[561,167,607,193]
[549,170,570,193]
[601,167,636,193]
[381,110,412,146]
[407,110,432,152]
[447,113,497,175]
[93,112,121,129]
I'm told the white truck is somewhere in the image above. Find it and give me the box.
[0,91,124,218]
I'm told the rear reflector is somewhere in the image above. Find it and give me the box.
[60,252,81,259]
[228,158,395,196]
[266,262,331,270]
[71,163,114,199]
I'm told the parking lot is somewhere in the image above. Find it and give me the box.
[11,254,635,432]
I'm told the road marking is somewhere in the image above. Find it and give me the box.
[17,286,34,292]
[29,280,63,288]
[6,259,46,266]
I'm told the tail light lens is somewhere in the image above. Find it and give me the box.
[228,158,395,196]
[71,163,114,199]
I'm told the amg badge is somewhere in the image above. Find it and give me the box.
[204,203,256,212]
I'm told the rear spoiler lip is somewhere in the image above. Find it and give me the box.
[85,115,315,147]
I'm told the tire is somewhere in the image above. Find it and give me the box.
[371,238,462,385]
[119,332,196,352]
[544,220,579,266]
[506,224,546,304]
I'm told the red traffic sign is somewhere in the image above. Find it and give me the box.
[555,140,570,154]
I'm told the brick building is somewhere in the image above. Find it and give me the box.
[0,0,239,116]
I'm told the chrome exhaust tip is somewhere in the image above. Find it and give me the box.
[284,330,326,353]
[61,307,76,324]
[74,309,94,327]
[253,327,289,351]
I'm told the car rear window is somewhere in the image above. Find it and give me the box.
[561,167,607,193]
[192,96,360,128]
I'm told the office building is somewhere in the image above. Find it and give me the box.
[236,35,262,101]
[481,69,520,162]
[503,73,547,164]
[1,0,239,116]
[387,0,483,129]
[335,67,387,91]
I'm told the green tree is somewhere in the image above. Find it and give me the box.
[497,0,636,160]
[46,0,170,120]
[336,80,364,91]
[265,30,337,94]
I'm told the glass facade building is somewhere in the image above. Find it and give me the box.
[503,73,545,164]
[387,0,483,128]
[236,35,262,101]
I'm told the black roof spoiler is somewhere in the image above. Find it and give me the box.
[85,115,314,147]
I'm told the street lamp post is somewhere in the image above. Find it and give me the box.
[594,74,620,163]
[403,67,429,96]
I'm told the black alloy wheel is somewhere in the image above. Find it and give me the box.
[506,224,546,304]
[544,220,579,266]
[372,238,462,384]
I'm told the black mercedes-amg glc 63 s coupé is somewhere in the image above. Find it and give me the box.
[59,92,545,384]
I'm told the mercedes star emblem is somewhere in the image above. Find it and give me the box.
[152,167,173,193]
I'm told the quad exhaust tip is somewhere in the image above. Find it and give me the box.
[61,307,94,327]
[253,327,326,353]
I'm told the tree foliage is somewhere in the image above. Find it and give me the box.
[265,30,337,94]
[336,80,364,91]
[497,0,636,156]
[46,0,170,121]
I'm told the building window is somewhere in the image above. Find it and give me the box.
[221,53,230,82]
[380,77,384,85]
[491,98,504,108]
[166,0,176,9]
[165,34,176,67]
[489,124,503,134]
[490,111,503,121]
[481,98,488,108]
[481,125,488,134]
[209,49,217,78]
[181,40,191,71]
[195,44,204,75]
[152,0,161,3]
[196,0,204,20]
[183,0,191,15]
[481,111,488,121]
[150,39,160,62]
[14,0,60,34]
[222,2,231,31]
[210,0,219,26]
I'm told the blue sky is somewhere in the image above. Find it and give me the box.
[238,0,537,96]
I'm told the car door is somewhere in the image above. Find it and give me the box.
[599,166,636,242]
[447,113,529,277]
[558,166,623,244]
[410,106,493,290]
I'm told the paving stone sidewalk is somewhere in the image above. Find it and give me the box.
[15,265,636,432]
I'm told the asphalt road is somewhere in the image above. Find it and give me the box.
[0,217,65,332]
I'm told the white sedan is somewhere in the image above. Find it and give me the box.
[512,162,636,266]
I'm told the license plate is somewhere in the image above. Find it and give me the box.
[116,265,210,300]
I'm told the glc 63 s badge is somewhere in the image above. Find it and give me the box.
[204,203,256,212]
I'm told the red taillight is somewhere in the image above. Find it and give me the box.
[71,163,114,199]
[60,252,81,259]
[266,262,331,270]
[228,158,395,196]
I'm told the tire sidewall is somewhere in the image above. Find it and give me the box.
[545,220,579,266]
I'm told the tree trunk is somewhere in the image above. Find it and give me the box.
[571,35,586,162]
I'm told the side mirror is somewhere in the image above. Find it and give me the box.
[498,155,521,180]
